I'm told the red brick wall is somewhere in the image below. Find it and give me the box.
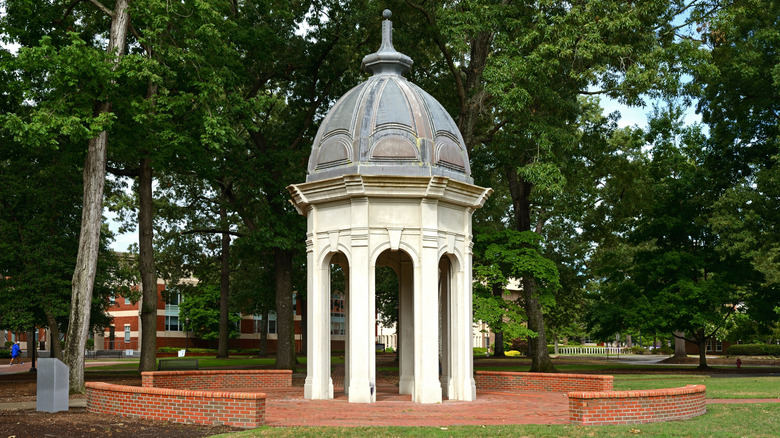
[475,371,613,393]
[85,382,265,428]
[568,385,707,425]
[141,370,292,390]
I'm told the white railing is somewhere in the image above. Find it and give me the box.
[557,346,630,355]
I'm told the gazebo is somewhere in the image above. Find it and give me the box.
[288,10,491,404]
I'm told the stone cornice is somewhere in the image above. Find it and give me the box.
[287,175,492,216]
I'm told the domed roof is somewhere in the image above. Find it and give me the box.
[306,10,472,184]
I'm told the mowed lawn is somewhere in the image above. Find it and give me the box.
[613,374,780,399]
[214,404,780,438]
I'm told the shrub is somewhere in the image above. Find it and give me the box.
[384,348,395,353]
[4,341,13,349]
[86,339,95,351]
[505,350,522,357]
[0,350,9,359]
[630,346,648,355]
[726,344,780,356]
[473,347,488,357]
[547,345,555,354]
[651,346,674,355]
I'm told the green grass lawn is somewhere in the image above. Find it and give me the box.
[613,374,780,399]
[211,404,780,438]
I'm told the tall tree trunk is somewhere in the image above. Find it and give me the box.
[259,309,268,357]
[65,131,109,393]
[64,0,130,393]
[44,310,63,361]
[138,154,157,372]
[507,166,555,372]
[217,203,230,359]
[696,330,709,369]
[493,331,505,357]
[274,248,296,370]
[522,277,555,372]
[673,330,687,358]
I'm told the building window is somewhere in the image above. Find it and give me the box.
[706,340,713,352]
[716,340,723,351]
[165,316,183,331]
[331,293,345,336]
[268,311,277,335]
[164,293,182,331]
[124,325,131,343]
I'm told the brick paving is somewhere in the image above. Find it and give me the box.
[257,366,570,427]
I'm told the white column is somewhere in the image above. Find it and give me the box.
[304,219,334,399]
[398,258,414,394]
[414,198,442,403]
[343,266,350,395]
[348,197,374,403]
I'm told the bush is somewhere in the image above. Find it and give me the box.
[651,346,674,355]
[4,341,13,349]
[547,345,555,354]
[505,350,522,357]
[86,339,95,351]
[726,344,780,356]
[0,350,9,359]
[630,346,648,355]
[384,348,395,353]
[473,347,488,357]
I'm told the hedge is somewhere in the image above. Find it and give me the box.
[726,343,780,356]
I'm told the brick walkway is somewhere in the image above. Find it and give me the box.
[259,367,570,427]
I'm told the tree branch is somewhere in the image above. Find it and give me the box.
[180,229,245,238]
[85,0,114,17]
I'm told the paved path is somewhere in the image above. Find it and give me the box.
[264,388,570,427]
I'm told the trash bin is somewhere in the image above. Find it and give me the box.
[40,341,45,350]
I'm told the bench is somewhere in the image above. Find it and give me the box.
[157,358,199,371]
[86,350,123,360]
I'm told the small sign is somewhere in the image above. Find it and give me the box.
[178,349,186,357]
[125,349,134,357]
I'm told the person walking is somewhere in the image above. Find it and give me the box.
[9,341,23,365]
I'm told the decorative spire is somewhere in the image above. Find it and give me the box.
[361,10,413,76]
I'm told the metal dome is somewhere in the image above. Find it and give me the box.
[306,10,472,184]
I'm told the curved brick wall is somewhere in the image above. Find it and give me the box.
[141,369,292,390]
[88,370,292,428]
[86,382,265,428]
[475,371,613,393]
[568,385,707,425]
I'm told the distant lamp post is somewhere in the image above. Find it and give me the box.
[29,327,37,373]
[185,318,190,352]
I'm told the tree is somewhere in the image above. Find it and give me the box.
[1,0,132,391]
[403,0,705,372]
[589,105,760,368]
[178,283,240,345]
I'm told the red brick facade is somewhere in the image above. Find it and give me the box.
[475,371,614,393]
[568,385,707,425]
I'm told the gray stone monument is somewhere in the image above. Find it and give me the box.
[37,358,69,412]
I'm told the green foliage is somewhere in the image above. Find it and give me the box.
[178,283,240,342]
[726,344,780,357]
[504,350,523,358]
[0,350,9,359]
[86,339,94,351]
[473,347,489,357]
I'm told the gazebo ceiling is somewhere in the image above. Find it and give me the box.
[306,10,472,184]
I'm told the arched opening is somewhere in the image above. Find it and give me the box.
[375,249,414,397]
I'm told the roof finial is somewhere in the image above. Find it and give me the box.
[361,9,413,76]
